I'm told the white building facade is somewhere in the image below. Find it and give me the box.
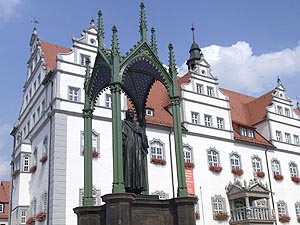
[9,18,300,225]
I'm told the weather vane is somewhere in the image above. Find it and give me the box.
[31,17,39,26]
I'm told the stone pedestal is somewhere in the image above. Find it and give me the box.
[74,193,197,225]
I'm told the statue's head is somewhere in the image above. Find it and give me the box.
[126,109,135,120]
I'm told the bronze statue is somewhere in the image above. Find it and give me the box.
[122,109,148,194]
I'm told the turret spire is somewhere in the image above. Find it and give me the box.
[186,25,203,70]
[97,10,105,50]
[139,2,148,42]
[191,24,195,43]
[151,27,158,55]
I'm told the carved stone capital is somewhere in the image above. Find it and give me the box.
[170,96,181,106]
[110,82,122,93]
[82,109,94,119]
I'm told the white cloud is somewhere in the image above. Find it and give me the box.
[0,0,21,22]
[179,41,300,96]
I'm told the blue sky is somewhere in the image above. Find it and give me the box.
[0,0,299,181]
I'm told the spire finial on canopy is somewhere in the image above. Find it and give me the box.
[139,2,148,42]
[97,10,104,50]
[191,24,195,43]
[111,25,120,56]
[151,27,158,55]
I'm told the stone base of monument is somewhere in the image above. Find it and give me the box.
[74,193,198,225]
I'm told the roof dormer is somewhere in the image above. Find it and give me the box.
[273,78,291,102]
[72,19,98,47]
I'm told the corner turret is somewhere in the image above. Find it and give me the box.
[186,26,203,70]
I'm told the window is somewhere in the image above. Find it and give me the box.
[105,94,112,108]
[277,201,288,217]
[289,162,298,177]
[32,113,36,124]
[20,209,27,223]
[207,148,219,166]
[146,108,154,116]
[79,187,101,206]
[196,83,203,94]
[204,115,212,127]
[191,112,199,124]
[183,145,192,163]
[27,121,30,133]
[276,130,282,141]
[285,133,291,144]
[80,131,100,156]
[150,140,164,160]
[40,191,47,212]
[216,117,224,129]
[271,159,281,175]
[29,89,32,98]
[207,86,214,96]
[277,106,283,115]
[43,136,48,156]
[0,203,3,213]
[294,135,299,145]
[68,87,80,102]
[33,81,37,91]
[23,155,30,172]
[252,156,262,172]
[80,54,91,66]
[239,126,254,138]
[37,106,40,118]
[32,198,37,216]
[26,95,28,104]
[285,108,290,117]
[41,99,45,113]
[295,202,300,218]
[38,74,41,85]
[230,153,241,170]
[211,195,226,215]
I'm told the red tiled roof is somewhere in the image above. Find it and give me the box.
[40,40,71,70]
[0,181,10,219]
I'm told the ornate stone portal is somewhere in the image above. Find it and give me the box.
[74,3,197,225]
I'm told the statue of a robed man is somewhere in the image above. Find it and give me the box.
[122,109,148,194]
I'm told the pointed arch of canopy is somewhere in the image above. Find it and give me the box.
[120,42,173,120]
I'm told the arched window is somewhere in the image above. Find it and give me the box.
[207,148,219,167]
[277,201,288,217]
[211,195,226,215]
[289,162,298,177]
[150,139,164,160]
[271,159,281,175]
[183,145,193,163]
[230,153,241,170]
[252,156,262,172]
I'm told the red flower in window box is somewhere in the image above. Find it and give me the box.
[195,211,200,220]
[214,212,229,220]
[297,216,300,223]
[11,169,20,178]
[29,165,37,173]
[92,150,99,158]
[292,176,300,183]
[25,216,35,224]
[36,211,46,222]
[274,174,284,181]
[279,214,290,223]
[256,171,265,178]
[185,162,195,169]
[231,168,244,176]
[40,155,48,164]
[150,157,166,166]
[209,165,223,173]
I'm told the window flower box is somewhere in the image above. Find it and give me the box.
[150,157,166,166]
[256,171,265,178]
[214,212,229,221]
[40,155,48,164]
[297,216,300,223]
[11,169,20,179]
[209,165,222,173]
[36,211,46,222]
[279,214,290,223]
[274,174,284,181]
[195,211,200,220]
[231,168,244,176]
[292,176,300,183]
[185,162,195,169]
[92,150,99,158]
[25,216,35,225]
[29,165,37,173]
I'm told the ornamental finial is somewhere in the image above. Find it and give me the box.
[151,27,158,55]
[139,2,148,42]
[111,25,120,56]
[97,10,104,50]
[191,24,195,43]
[168,43,178,77]
[277,76,281,85]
